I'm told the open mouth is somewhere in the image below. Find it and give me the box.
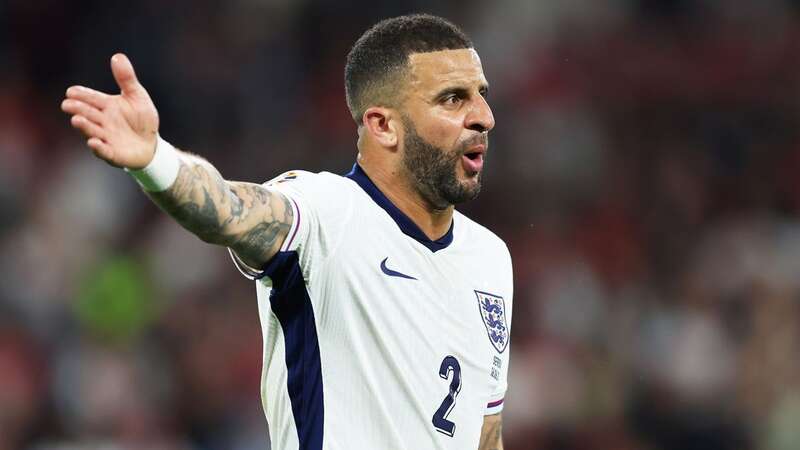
[464,151,481,160]
[461,152,484,174]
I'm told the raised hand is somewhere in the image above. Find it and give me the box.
[61,53,159,169]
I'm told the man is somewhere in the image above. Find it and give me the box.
[61,14,512,450]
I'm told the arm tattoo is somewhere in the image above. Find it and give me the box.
[147,151,292,268]
[478,414,503,450]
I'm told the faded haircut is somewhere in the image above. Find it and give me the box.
[344,14,473,125]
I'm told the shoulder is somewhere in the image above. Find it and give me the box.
[262,169,360,230]
[454,210,511,262]
[264,170,352,190]
[263,170,358,203]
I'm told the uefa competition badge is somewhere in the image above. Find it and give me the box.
[475,290,509,353]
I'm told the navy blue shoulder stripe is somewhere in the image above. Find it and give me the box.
[345,163,454,252]
[262,251,324,449]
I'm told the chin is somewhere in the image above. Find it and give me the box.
[460,170,481,186]
[459,179,482,202]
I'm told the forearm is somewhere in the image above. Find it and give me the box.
[145,150,292,266]
[146,151,235,242]
[478,413,503,450]
[61,54,288,267]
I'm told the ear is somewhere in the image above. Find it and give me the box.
[362,106,398,148]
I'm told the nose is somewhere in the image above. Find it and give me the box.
[465,94,495,133]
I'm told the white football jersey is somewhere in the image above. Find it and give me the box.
[230,164,513,450]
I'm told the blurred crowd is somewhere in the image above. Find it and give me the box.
[3,0,800,449]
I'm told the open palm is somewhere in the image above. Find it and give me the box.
[61,53,159,169]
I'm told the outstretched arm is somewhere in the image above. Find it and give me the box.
[479,413,503,450]
[147,155,292,268]
[61,53,290,268]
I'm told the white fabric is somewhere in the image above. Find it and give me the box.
[232,169,513,450]
[125,136,180,192]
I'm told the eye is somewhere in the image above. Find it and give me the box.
[443,94,462,106]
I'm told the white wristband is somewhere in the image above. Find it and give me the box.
[125,136,181,192]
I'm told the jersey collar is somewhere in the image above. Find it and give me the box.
[345,163,454,252]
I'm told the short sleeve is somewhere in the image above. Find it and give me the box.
[485,246,513,415]
[486,345,510,415]
[229,170,349,280]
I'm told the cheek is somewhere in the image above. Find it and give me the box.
[419,115,463,150]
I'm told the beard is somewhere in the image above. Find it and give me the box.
[401,117,485,209]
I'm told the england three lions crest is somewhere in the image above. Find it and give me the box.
[475,290,509,353]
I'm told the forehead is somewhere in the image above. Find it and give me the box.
[407,48,487,93]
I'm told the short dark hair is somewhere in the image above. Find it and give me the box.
[344,14,473,125]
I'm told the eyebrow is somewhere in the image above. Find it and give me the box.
[432,83,490,100]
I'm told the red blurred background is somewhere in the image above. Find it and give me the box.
[3,1,800,449]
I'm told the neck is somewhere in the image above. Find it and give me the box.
[357,154,453,241]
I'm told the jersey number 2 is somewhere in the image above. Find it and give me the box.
[432,355,462,436]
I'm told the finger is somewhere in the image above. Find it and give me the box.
[61,99,105,126]
[70,115,106,141]
[65,85,111,110]
[87,138,121,168]
[110,53,142,96]
[86,137,116,163]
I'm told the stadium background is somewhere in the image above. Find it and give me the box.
[3,1,800,449]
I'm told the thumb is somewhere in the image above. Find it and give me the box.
[110,53,143,96]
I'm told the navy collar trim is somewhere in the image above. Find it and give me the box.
[345,163,454,252]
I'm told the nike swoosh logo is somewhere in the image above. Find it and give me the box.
[380,257,418,280]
